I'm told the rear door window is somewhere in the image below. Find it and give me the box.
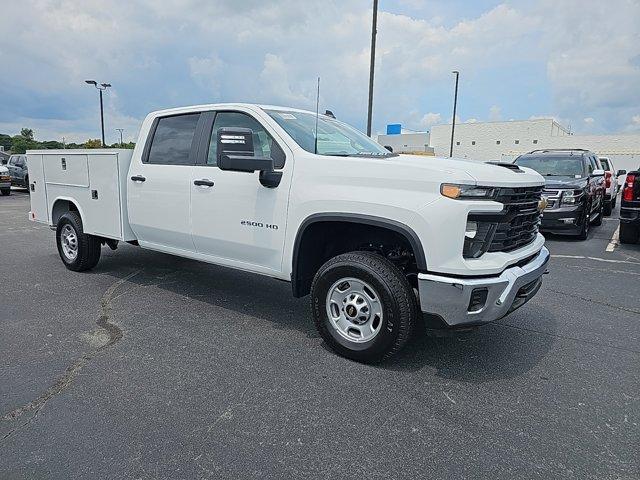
[146,113,201,165]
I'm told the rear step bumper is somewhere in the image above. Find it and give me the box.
[417,247,550,327]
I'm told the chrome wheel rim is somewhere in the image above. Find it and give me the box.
[60,224,78,261]
[325,277,383,343]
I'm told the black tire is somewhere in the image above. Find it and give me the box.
[577,208,590,240]
[592,201,603,226]
[603,200,612,216]
[0,189,9,196]
[56,211,101,271]
[620,224,640,244]
[310,251,418,363]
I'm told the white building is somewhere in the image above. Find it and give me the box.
[429,119,640,173]
[376,131,433,155]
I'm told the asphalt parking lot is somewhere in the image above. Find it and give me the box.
[1,189,638,479]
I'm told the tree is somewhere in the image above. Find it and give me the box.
[11,136,38,154]
[0,134,12,151]
[83,139,103,149]
[20,128,34,140]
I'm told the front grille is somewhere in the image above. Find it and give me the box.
[487,186,543,253]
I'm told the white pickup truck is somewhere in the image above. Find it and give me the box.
[28,103,549,362]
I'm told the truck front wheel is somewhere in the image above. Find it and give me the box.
[311,251,417,363]
[56,212,101,271]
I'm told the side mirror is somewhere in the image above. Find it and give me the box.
[617,169,627,176]
[216,127,282,188]
[217,127,274,173]
[384,145,393,152]
[591,169,605,177]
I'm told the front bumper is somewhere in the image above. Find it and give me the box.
[540,205,583,232]
[417,247,549,327]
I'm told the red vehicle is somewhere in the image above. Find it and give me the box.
[620,169,640,244]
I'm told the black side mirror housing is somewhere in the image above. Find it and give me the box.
[617,169,627,176]
[216,127,282,188]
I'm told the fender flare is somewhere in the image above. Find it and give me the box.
[291,213,427,296]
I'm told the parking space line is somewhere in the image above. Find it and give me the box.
[552,254,640,266]
[606,226,620,252]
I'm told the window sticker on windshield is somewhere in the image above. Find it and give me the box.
[279,113,296,120]
[575,175,581,178]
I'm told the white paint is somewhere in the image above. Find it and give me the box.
[606,226,620,252]
[552,254,640,266]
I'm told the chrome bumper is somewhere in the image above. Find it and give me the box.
[417,247,550,327]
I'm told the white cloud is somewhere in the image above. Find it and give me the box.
[418,112,442,129]
[488,105,502,121]
[465,118,478,123]
[583,117,595,124]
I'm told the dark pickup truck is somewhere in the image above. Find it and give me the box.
[620,170,640,244]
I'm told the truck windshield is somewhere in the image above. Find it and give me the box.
[514,156,585,177]
[265,109,395,157]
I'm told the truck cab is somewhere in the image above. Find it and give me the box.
[28,103,549,362]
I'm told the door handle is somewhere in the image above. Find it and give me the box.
[194,179,215,187]
[131,175,146,182]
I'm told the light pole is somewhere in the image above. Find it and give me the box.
[85,80,111,147]
[366,0,378,137]
[449,70,459,158]
[116,128,124,147]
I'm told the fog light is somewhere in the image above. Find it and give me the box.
[468,288,488,313]
[465,221,478,239]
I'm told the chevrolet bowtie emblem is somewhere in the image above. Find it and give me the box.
[538,197,549,211]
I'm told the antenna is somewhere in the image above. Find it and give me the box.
[314,77,320,154]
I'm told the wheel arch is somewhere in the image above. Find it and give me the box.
[51,197,84,227]
[291,213,427,298]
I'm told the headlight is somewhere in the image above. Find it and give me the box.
[441,184,497,200]
[560,189,583,206]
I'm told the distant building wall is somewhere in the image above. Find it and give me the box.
[376,132,433,154]
[429,119,640,173]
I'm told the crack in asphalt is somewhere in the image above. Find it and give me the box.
[1,270,140,441]
[547,287,640,316]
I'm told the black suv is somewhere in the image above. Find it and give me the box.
[620,169,640,244]
[513,149,606,240]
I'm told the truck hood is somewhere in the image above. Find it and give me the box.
[541,176,588,190]
[394,154,544,187]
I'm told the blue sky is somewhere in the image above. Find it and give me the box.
[0,0,639,144]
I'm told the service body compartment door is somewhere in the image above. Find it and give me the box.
[44,154,89,187]
[26,153,48,223]
[83,154,123,238]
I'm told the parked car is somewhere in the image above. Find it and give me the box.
[0,165,11,195]
[598,156,626,215]
[6,154,29,191]
[513,149,606,240]
[27,103,549,362]
[620,169,640,244]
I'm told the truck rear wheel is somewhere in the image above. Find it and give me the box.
[56,211,101,271]
[1,189,9,196]
[311,251,417,363]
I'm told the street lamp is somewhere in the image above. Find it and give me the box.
[115,128,124,147]
[449,70,459,158]
[85,80,111,147]
[366,0,378,137]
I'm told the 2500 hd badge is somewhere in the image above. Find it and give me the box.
[241,220,279,230]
